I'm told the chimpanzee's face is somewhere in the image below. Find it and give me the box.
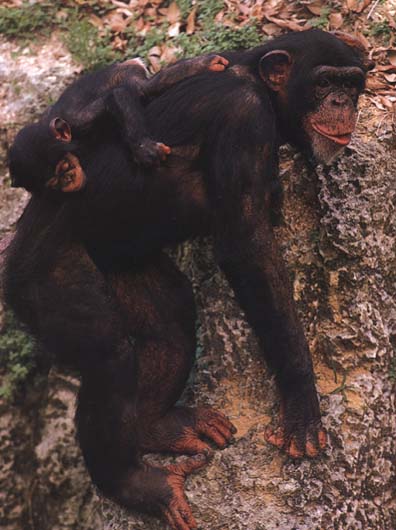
[300,65,366,164]
[258,31,370,165]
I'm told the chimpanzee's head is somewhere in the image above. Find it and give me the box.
[9,117,86,193]
[259,29,374,164]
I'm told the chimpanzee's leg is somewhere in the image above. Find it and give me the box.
[75,252,234,529]
[106,252,236,457]
[22,244,221,529]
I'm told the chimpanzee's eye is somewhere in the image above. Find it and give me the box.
[317,77,330,88]
[343,79,355,89]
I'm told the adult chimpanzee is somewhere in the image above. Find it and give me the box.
[9,53,228,193]
[4,30,372,530]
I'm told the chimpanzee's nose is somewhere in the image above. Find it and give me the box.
[330,93,349,106]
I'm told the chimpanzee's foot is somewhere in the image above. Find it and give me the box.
[204,54,229,72]
[141,406,236,457]
[162,456,207,530]
[265,390,327,458]
[116,456,207,530]
[132,139,171,167]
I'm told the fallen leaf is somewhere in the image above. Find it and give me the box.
[262,23,281,36]
[104,12,128,33]
[112,36,127,51]
[385,11,396,30]
[305,1,325,16]
[238,4,251,16]
[384,73,396,83]
[148,47,161,73]
[161,46,179,64]
[186,6,197,35]
[366,76,389,90]
[379,96,395,109]
[388,50,396,66]
[347,0,371,13]
[166,2,181,24]
[89,14,104,29]
[329,12,343,29]
[168,22,181,37]
[376,65,396,72]
[215,10,225,22]
[264,14,304,32]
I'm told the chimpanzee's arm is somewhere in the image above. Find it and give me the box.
[144,54,229,98]
[207,89,326,458]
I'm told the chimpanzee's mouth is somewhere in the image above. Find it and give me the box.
[311,122,353,146]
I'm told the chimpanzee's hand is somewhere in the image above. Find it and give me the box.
[265,381,327,458]
[132,138,171,167]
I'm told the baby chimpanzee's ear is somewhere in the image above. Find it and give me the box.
[49,117,72,143]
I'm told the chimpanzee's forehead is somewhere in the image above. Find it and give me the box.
[268,29,365,69]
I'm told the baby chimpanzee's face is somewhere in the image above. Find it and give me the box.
[46,152,87,193]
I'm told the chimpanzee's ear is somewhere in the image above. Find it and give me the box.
[259,50,292,91]
[49,117,72,143]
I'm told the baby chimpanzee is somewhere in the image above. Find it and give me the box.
[9,54,228,193]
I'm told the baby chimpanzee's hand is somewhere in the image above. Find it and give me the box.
[132,139,171,167]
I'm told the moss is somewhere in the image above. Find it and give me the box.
[0,1,57,39]
[309,7,331,29]
[369,20,393,44]
[63,17,122,71]
[0,312,37,400]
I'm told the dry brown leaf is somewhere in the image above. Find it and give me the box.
[329,12,343,29]
[115,8,134,17]
[366,76,389,90]
[376,65,396,72]
[89,14,104,29]
[161,46,179,64]
[385,11,396,30]
[384,73,396,83]
[112,36,127,52]
[251,5,265,19]
[111,0,137,7]
[148,47,161,73]
[166,2,181,24]
[168,22,181,37]
[215,10,225,22]
[238,4,252,16]
[104,12,128,33]
[305,1,325,16]
[186,6,197,35]
[389,51,396,66]
[134,17,145,32]
[264,14,304,32]
[262,23,281,36]
[347,0,372,13]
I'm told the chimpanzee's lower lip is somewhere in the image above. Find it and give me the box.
[312,123,353,146]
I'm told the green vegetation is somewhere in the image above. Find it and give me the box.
[310,7,331,29]
[0,0,263,71]
[0,312,37,400]
[369,20,393,43]
[174,22,262,58]
[0,1,56,39]
[64,18,122,71]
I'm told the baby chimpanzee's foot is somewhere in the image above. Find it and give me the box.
[132,138,171,167]
[202,54,229,72]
